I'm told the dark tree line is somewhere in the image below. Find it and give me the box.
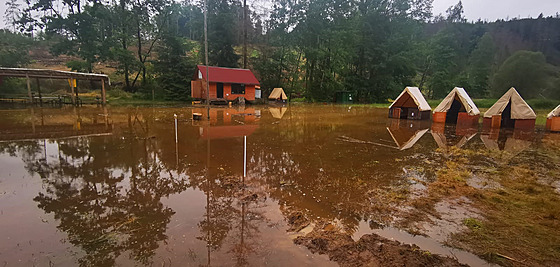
[3,0,560,101]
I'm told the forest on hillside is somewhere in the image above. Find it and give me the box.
[2,0,560,102]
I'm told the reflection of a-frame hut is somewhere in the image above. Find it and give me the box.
[431,123,478,150]
[386,119,430,150]
[483,87,536,130]
[546,104,560,132]
[433,87,480,125]
[269,107,287,119]
[480,130,533,154]
[388,87,431,120]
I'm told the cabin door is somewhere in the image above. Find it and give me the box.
[217,83,224,98]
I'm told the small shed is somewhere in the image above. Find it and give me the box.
[433,87,480,125]
[483,87,536,129]
[546,104,560,132]
[388,87,431,120]
[191,65,259,102]
[335,91,353,104]
[269,88,287,102]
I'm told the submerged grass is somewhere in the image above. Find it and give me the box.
[445,148,560,266]
[397,145,560,266]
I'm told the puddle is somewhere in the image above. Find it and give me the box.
[0,105,557,266]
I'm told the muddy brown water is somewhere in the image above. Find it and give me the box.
[0,104,552,266]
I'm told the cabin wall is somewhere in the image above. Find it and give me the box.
[545,117,560,131]
[483,116,535,130]
[191,80,203,99]
[433,112,447,123]
[192,80,256,101]
[457,113,479,126]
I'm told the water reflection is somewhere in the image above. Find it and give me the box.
[480,128,534,154]
[431,123,478,151]
[386,119,430,150]
[0,105,556,266]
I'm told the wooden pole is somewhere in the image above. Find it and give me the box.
[101,79,106,105]
[70,78,76,106]
[204,0,210,119]
[75,79,79,106]
[26,74,32,103]
[243,0,247,69]
[36,78,42,106]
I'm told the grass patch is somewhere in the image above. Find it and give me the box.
[451,159,560,266]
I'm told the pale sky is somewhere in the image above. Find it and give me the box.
[1,0,560,29]
[432,0,560,22]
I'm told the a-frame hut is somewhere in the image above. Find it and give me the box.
[546,104,560,132]
[483,87,536,129]
[269,88,288,103]
[433,87,480,125]
[388,87,431,120]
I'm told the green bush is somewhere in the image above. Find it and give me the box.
[107,88,132,99]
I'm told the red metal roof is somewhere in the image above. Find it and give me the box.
[196,65,260,85]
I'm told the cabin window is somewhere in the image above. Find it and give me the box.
[231,83,245,94]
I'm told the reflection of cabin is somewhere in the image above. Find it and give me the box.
[431,123,477,150]
[546,104,560,132]
[192,107,259,125]
[193,107,260,139]
[191,65,260,102]
[480,130,533,154]
[269,107,287,119]
[388,87,431,120]
[483,88,536,130]
[433,87,480,125]
[386,119,429,150]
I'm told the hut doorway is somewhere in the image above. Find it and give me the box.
[217,83,224,98]
[445,98,463,124]
[501,102,515,128]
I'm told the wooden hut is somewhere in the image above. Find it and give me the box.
[546,104,560,131]
[268,88,287,103]
[388,87,431,120]
[433,87,480,125]
[191,65,259,103]
[483,87,536,129]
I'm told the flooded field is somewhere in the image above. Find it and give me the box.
[0,105,559,266]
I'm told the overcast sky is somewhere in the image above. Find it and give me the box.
[432,0,560,22]
[1,0,560,29]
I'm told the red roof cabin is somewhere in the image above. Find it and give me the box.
[191,65,260,103]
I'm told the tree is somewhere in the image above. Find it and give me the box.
[207,0,240,67]
[492,50,558,98]
[446,1,466,23]
[4,0,21,32]
[0,30,32,67]
[468,32,496,97]
[154,4,197,101]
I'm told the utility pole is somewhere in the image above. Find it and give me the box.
[243,0,247,69]
[204,0,210,119]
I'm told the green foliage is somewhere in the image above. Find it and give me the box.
[66,60,91,72]
[154,5,198,102]
[9,0,560,103]
[492,51,559,98]
[0,30,32,67]
[207,0,240,67]
[468,33,496,97]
